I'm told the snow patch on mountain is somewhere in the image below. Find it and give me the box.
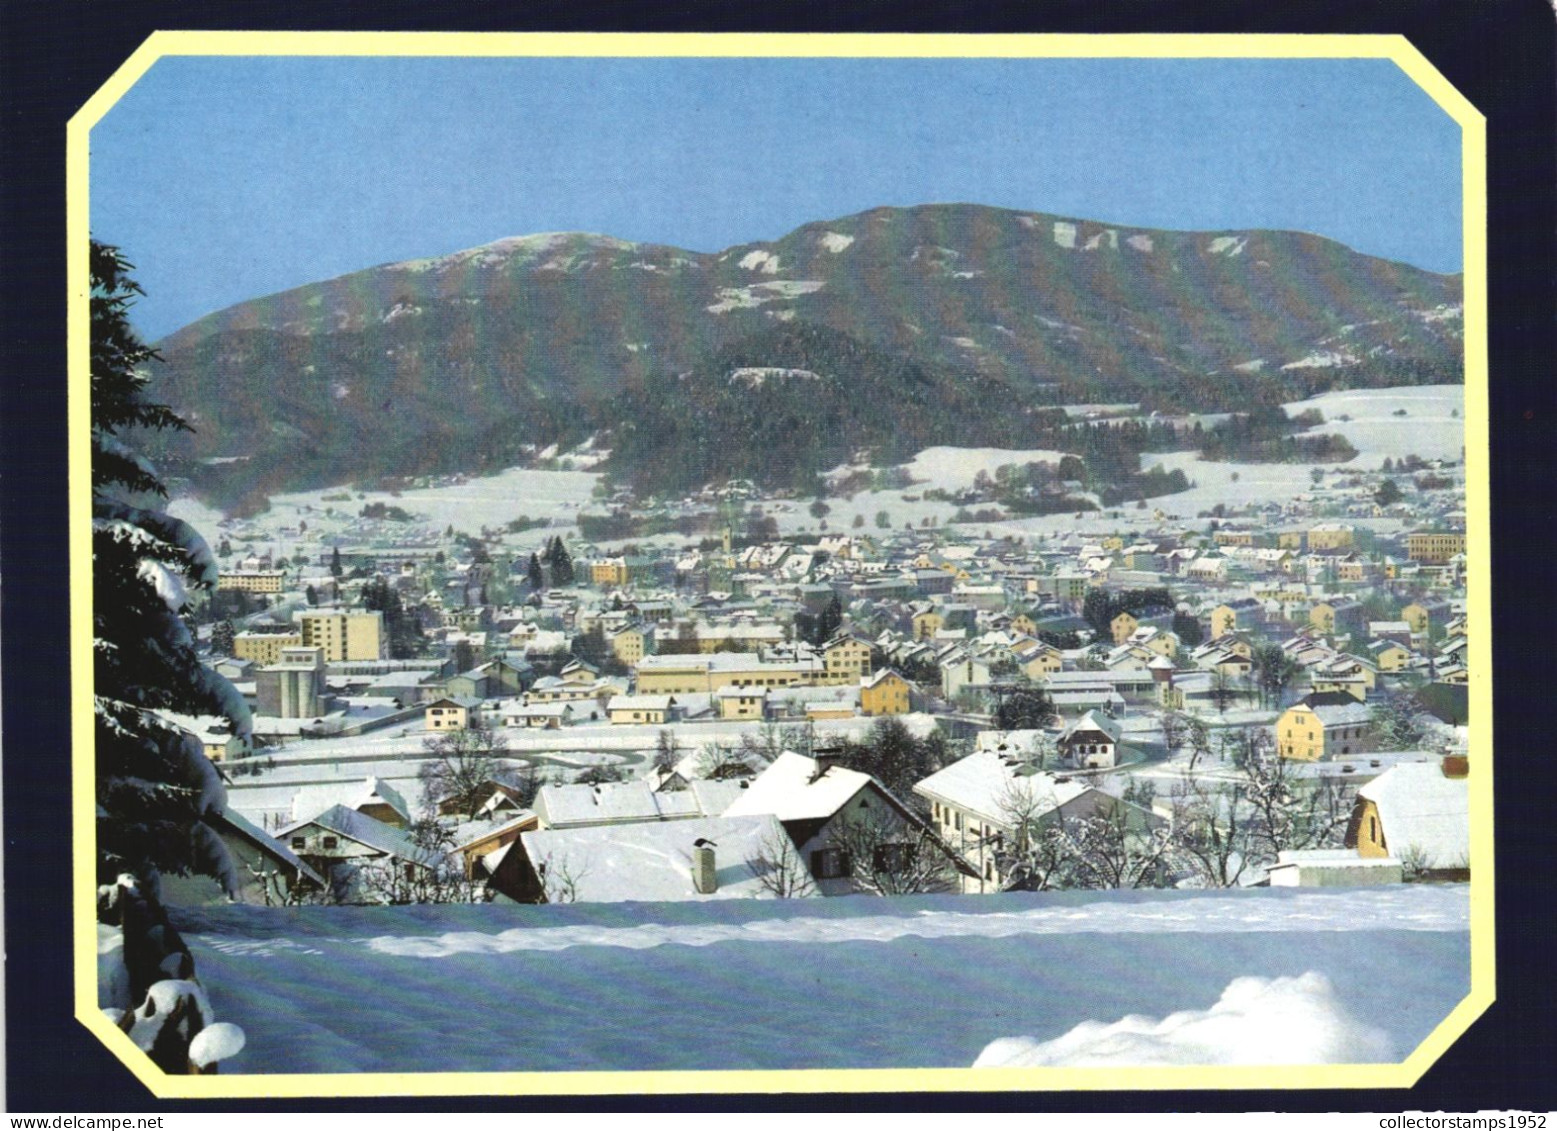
[1232,359,1266,373]
[706,279,824,314]
[819,232,855,253]
[393,232,639,275]
[1209,236,1248,256]
[739,249,781,274]
[1084,229,1119,251]
[1126,233,1154,252]
[1053,222,1078,249]
[1281,350,1359,370]
[1416,303,1463,324]
[728,367,822,389]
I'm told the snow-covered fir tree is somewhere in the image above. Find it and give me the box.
[91,240,251,891]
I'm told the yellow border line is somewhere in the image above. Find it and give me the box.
[68,31,1490,1100]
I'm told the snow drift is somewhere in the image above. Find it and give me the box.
[974,971,1394,1067]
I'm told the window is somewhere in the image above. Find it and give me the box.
[291,836,306,850]
[872,843,911,873]
[811,847,851,879]
[322,836,338,850]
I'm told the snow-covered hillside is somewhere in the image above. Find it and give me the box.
[176,884,1468,1075]
[1283,385,1465,467]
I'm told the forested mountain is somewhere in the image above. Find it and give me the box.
[142,203,1463,506]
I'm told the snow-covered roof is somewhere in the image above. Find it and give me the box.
[277,805,438,866]
[217,808,326,888]
[536,780,719,827]
[722,751,875,823]
[913,749,1093,829]
[288,776,410,825]
[518,814,800,903]
[1359,762,1470,870]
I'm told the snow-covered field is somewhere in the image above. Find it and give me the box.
[176,884,1468,1075]
[1283,385,1465,468]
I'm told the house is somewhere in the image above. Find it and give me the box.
[859,668,911,717]
[607,693,680,726]
[233,630,304,666]
[275,805,441,899]
[1057,710,1123,770]
[1275,692,1374,761]
[723,751,955,896]
[424,696,480,732]
[159,809,327,906]
[451,811,541,880]
[715,685,767,721]
[1345,758,1469,879]
[1307,523,1355,552]
[488,814,804,903]
[912,749,1123,893]
[289,776,412,829]
[821,632,874,686]
[1405,530,1465,564]
[504,702,576,729]
[1109,611,1139,645]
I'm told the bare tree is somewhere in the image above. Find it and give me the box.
[827,809,960,896]
[746,827,818,898]
[1159,709,1188,761]
[537,851,589,903]
[652,729,681,775]
[1063,804,1178,890]
[419,720,511,821]
[989,776,1075,892]
[355,821,483,904]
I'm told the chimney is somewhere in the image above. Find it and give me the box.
[811,743,847,780]
[1441,754,1468,779]
[692,839,718,894]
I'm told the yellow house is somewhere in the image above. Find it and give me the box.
[589,558,629,587]
[1018,644,1063,680]
[1401,603,1431,635]
[1110,611,1139,645]
[912,610,944,640]
[233,630,303,666]
[1307,523,1355,551]
[607,694,678,725]
[1275,693,1373,761]
[634,654,823,694]
[1277,531,1304,551]
[1406,531,1465,564]
[1214,529,1255,547]
[218,569,286,594]
[1100,535,1125,552]
[1010,613,1038,637]
[609,623,651,665]
[715,686,767,721]
[822,634,874,686]
[1209,605,1238,640]
[425,697,474,732]
[1309,602,1337,634]
[299,609,386,662]
[860,669,911,716]
[1367,640,1412,672]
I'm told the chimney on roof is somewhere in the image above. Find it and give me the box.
[692,839,718,894]
[1441,754,1468,779]
[811,743,847,781]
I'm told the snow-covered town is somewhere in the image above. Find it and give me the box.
[80,50,1481,1088]
[92,380,1474,1075]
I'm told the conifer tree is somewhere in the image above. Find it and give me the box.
[92,241,250,890]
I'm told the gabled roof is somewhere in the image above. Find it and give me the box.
[1059,710,1123,744]
[913,749,1093,829]
[1358,762,1469,870]
[277,805,439,866]
[517,814,802,902]
[722,751,878,824]
[289,776,411,825]
[216,809,326,888]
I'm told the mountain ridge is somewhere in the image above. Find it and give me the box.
[143,202,1463,508]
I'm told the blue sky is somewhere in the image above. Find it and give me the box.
[90,55,1464,341]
